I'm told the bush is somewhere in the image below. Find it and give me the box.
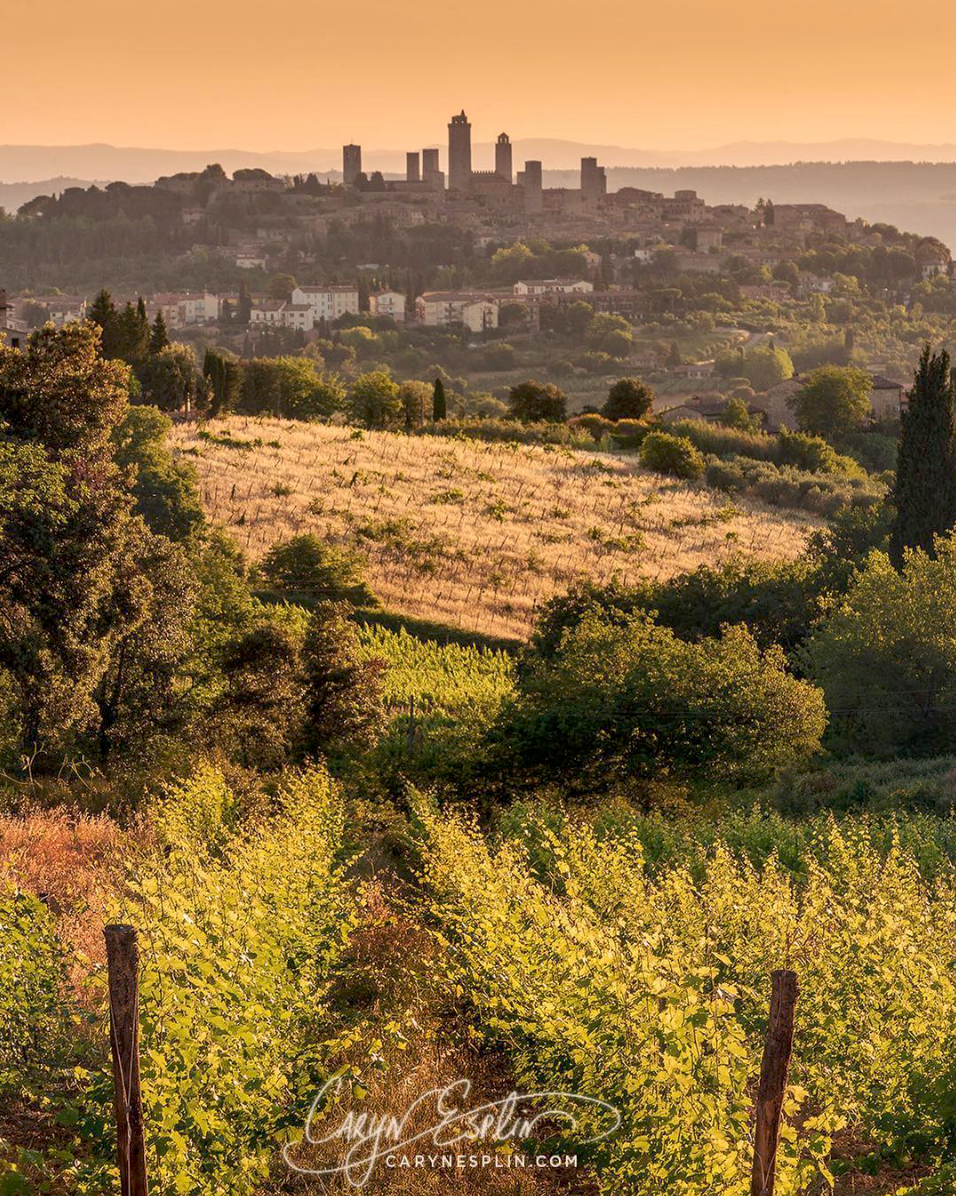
[568,413,616,441]
[664,418,776,461]
[706,456,885,516]
[603,377,655,421]
[508,379,567,423]
[609,418,651,449]
[639,431,705,479]
[809,534,956,756]
[258,534,376,605]
[490,611,826,787]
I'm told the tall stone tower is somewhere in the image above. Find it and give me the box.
[343,144,362,187]
[495,133,513,183]
[447,111,472,194]
[520,160,543,214]
[581,157,607,208]
[406,152,421,183]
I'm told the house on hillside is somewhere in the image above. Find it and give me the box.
[0,290,28,349]
[761,373,906,431]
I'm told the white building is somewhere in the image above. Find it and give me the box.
[249,300,314,331]
[30,295,87,327]
[291,285,360,323]
[370,290,406,321]
[152,291,218,327]
[416,292,499,331]
[512,278,594,296]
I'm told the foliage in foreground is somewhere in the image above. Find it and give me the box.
[2,764,355,1195]
[419,801,956,1195]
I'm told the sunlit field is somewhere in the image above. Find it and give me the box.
[170,417,822,638]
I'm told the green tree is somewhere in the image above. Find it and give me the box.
[139,344,206,412]
[720,396,761,433]
[259,535,376,605]
[87,288,123,359]
[492,611,825,787]
[790,365,872,435]
[0,324,184,759]
[508,380,567,423]
[602,377,654,421]
[809,536,956,755]
[432,376,447,422]
[149,310,170,353]
[238,283,253,325]
[743,345,794,391]
[397,380,432,428]
[212,622,305,770]
[299,604,386,754]
[890,346,956,567]
[348,370,401,428]
[113,406,205,542]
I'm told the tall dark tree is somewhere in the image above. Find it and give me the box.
[0,323,189,760]
[87,288,123,359]
[116,301,150,366]
[238,283,253,325]
[891,345,956,568]
[432,376,447,422]
[149,310,170,353]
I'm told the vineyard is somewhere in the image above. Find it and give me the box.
[6,757,956,1195]
[169,417,821,639]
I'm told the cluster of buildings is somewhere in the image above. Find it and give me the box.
[342,112,609,218]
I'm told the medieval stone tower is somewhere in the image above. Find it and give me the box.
[448,110,472,193]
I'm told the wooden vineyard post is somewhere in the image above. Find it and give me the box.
[750,969,798,1196]
[104,924,149,1196]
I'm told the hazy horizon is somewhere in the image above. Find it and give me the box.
[6,0,956,152]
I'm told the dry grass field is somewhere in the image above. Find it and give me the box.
[170,417,823,640]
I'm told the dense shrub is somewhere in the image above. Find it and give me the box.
[602,377,655,421]
[663,418,777,461]
[413,417,598,448]
[507,379,568,423]
[258,534,376,605]
[0,886,66,1090]
[491,611,825,787]
[531,561,827,662]
[639,431,705,479]
[568,412,616,440]
[706,456,885,516]
[809,534,956,756]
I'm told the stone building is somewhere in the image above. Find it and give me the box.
[448,111,472,194]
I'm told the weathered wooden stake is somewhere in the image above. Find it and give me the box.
[104,924,149,1196]
[750,968,798,1196]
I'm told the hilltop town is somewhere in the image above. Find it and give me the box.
[4,109,956,416]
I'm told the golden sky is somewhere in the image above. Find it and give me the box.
[4,0,956,151]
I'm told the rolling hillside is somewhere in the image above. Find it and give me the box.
[170,417,823,640]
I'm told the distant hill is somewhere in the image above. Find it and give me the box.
[7,149,956,248]
[6,138,956,187]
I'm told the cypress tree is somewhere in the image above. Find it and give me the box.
[890,345,956,567]
[88,288,121,358]
[432,377,447,422]
[149,311,170,353]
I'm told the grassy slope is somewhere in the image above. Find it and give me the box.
[171,416,822,640]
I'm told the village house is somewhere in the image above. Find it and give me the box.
[416,291,499,331]
[761,373,906,431]
[370,290,407,321]
[0,290,28,349]
[29,295,88,326]
[291,285,360,322]
[512,278,594,296]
